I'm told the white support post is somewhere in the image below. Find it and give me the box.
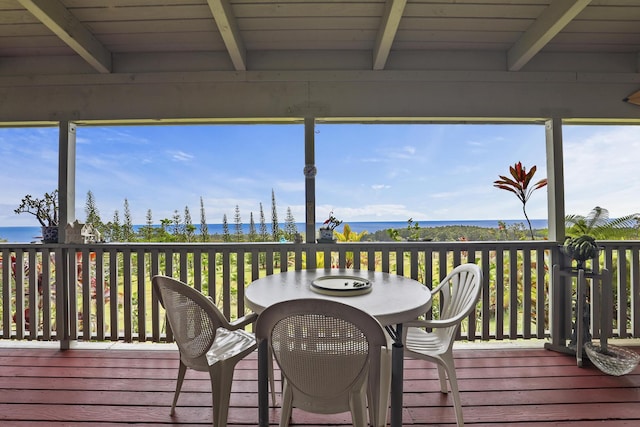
[545,117,565,243]
[57,121,77,350]
[545,118,570,347]
[304,117,316,246]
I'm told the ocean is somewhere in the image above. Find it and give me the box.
[0,219,548,243]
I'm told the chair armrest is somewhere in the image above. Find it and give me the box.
[205,295,258,330]
[228,312,259,330]
[404,318,458,329]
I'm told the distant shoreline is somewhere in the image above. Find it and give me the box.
[0,219,547,243]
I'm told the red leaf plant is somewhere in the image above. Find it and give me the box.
[494,162,547,240]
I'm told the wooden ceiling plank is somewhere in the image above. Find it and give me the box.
[17,0,112,73]
[507,0,591,71]
[207,0,246,71]
[373,0,407,70]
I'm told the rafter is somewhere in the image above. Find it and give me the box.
[507,0,591,71]
[18,0,112,74]
[373,0,407,70]
[207,0,246,71]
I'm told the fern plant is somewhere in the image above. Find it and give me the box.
[565,206,639,240]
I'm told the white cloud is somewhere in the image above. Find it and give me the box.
[371,184,391,190]
[169,150,194,162]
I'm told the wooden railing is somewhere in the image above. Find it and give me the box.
[1,240,639,343]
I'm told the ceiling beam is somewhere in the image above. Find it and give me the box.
[373,0,407,70]
[18,0,112,74]
[507,0,591,71]
[207,0,247,71]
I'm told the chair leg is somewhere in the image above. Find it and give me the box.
[441,358,464,427]
[368,346,391,427]
[209,362,236,427]
[268,346,277,406]
[349,387,369,427]
[436,364,448,393]
[279,379,293,427]
[171,361,188,415]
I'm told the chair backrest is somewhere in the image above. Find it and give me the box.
[433,263,483,339]
[152,275,227,363]
[255,298,387,414]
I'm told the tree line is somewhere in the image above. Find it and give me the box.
[84,189,298,243]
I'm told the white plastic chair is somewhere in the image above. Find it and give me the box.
[402,263,482,427]
[255,298,388,427]
[152,275,275,427]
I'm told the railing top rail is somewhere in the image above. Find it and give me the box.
[0,240,566,250]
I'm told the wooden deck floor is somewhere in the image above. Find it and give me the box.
[1,341,639,426]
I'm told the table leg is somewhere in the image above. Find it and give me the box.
[258,338,269,427]
[386,323,404,427]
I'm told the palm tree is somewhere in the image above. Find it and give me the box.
[565,206,639,240]
[494,162,547,239]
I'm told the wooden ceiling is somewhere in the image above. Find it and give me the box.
[2,0,640,123]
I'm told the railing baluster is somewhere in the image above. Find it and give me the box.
[95,248,105,341]
[466,248,478,341]
[137,249,146,341]
[222,249,231,318]
[1,249,11,338]
[632,248,640,336]
[294,245,303,270]
[28,249,37,340]
[523,248,532,339]
[193,248,202,292]
[481,248,491,340]
[122,249,133,342]
[178,248,188,284]
[150,249,161,342]
[14,249,25,339]
[207,248,217,300]
[68,249,78,340]
[536,248,547,339]
[80,248,91,341]
[381,250,390,273]
[617,247,629,338]
[509,247,518,340]
[237,249,246,318]
[108,248,119,341]
[265,249,274,274]
[41,248,53,340]
[279,247,288,272]
[495,246,505,340]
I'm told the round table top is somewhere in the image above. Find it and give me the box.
[245,268,432,326]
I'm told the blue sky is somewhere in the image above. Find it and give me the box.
[1,122,638,227]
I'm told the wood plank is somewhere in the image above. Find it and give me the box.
[0,344,639,425]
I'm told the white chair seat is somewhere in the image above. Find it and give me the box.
[405,328,450,354]
[206,328,256,365]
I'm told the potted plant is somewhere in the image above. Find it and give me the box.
[14,189,59,243]
[318,211,342,242]
[561,234,599,270]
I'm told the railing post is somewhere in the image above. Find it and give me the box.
[55,247,71,349]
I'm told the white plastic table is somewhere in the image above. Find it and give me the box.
[245,268,432,427]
